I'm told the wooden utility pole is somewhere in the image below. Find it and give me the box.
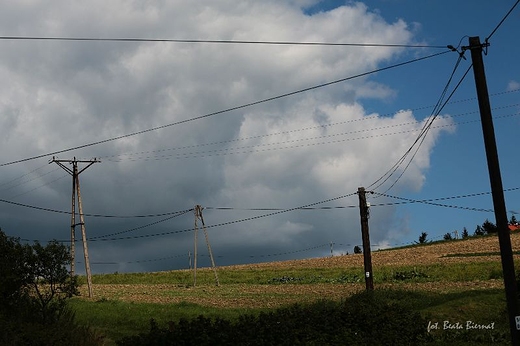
[466,36,520,345]
[193,205,219,286]
[358,187,373,290]
[463,36,520,346]
[51,157,99,298]
[193,209,198,286]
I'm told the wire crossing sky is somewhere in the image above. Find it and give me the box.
[0,35,449,48]
[0,50,450,167]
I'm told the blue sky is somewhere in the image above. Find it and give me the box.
[0,1,518,274]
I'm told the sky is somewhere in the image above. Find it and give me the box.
[0,0,519,274]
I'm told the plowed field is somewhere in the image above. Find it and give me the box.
[79,233,520,308]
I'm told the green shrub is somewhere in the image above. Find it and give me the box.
[0,307,104,346]
[117,290,428,345]
[393,268,429,281]
[344,290,427,345]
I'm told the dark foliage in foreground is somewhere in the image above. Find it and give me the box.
[117,290,428,346]
[0,308,104,346]
[0,229,102,345]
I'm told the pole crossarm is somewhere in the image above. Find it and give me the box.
[50,156,101,175]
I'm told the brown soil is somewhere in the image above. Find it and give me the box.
[78,233,520,308]
[228,232,520,270]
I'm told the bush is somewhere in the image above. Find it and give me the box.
[0,306,104,346]
[0,230,100,345]
[117,290,428,346]
[0,230,78,324]
[344,290,427,345]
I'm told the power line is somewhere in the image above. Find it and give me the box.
[2,181,519,224]
[87,192,357,242]
[370,189,520,212]
[84,243,332,266]
[87,187,518,242]
[0,167,63,195]
[0,50,451,168]
[0,197,193,218]
[6,173,68,200]
[102,109,519,162]
[205,206,356,211]
[0,35,448,48]
[0,164,50,189]
[368,59,473,193]
[485,0,520,42]
[89,209,193,240]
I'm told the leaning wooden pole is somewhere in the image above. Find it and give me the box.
[467,36,519,345]
[198,206,220,286]
[193,208,199,287]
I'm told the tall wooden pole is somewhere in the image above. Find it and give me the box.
[192,205,219,286]
[70,168,76,276]
[76,171,93,298]
[467,36,519,345]
[51,157,99,299]
[358,187,373,290]
[193,208,198,286]
[198,206,220,286]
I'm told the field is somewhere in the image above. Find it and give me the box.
[70,232,520,344]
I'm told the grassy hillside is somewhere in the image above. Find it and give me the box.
[70,233,520,344]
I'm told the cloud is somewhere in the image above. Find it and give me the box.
[507,80,520,91]
[0,1,452,272]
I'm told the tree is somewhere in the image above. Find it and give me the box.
[474,225,485,236]
[0,230,31,313]
[0,230,78,323]
[462,227,469,239]
[481,219,498,234]
[354,245,362,254]
[418,232,428,244]
[25,240,79,323]
[443,233,452,240]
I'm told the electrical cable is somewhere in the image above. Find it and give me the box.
[0,50,451,168]
[367,59,472,193]
[89,209,193,240]
[205,206,356,211]
[0,35,448,48]
[101,100,520,163]
[102,109,518,162]
[7,173,68,200]
[485,0,520,43]
[205,187,519,212]
[369,189,520,212]
[0,197,193,218]
[0,163,50,189]
[86,192,358,242]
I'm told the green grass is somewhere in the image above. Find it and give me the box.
[70,288,512,345]
[69,298,260,344]
[69,238,520,344]
[83,260,515,287]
